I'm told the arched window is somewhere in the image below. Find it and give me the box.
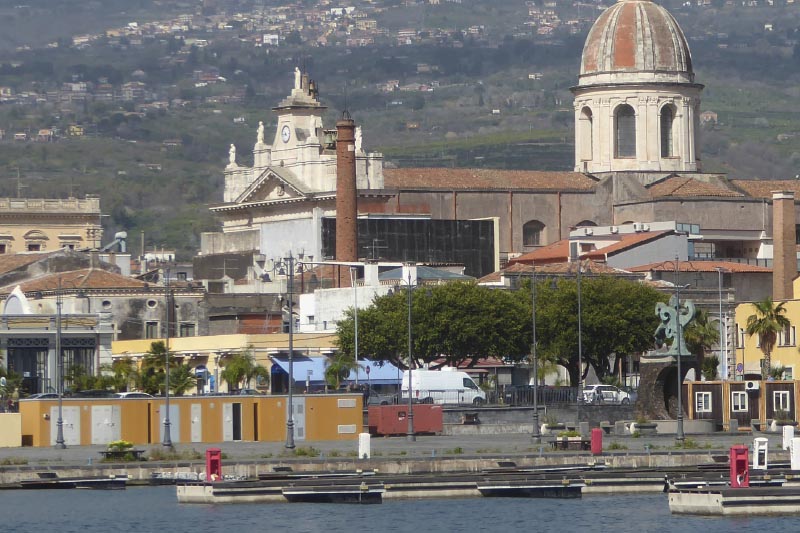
[615,104,636,158]
[576,220,597,227]
[660,105,675,157]
[579,107,593,162]
[523,220,545,247]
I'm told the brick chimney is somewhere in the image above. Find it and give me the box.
[772,190,797,300]
[335,113,357,264]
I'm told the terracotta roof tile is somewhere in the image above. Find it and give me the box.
[0,268,148,294]
[384,168,597,191]
[628,260,772,273]
[730,180,800,199]
[647,177,744,198]
[0,252,57,275]
[479,260,637,283]
[508,231,673,265]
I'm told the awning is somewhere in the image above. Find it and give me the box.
[270,357,403,386]
[270,356,327,384]
[348,360,402,386]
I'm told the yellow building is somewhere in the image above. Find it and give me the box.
[733,277,800,380]
[18,394,362,447]
[0,196,102,253]
[112,332,339,394]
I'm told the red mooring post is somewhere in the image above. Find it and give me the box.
[591,427,603,455]
[206,448,222,482]
[729,445,749,488]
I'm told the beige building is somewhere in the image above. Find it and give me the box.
[0,196,102,254]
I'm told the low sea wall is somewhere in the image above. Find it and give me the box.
[0,449,772,486]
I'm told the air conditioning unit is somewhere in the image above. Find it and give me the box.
[609,226,619,234]
[745,380,760,391]
[584,227,593,236]
[633,222,644,232]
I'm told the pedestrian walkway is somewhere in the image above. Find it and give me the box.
[0,431,787,468]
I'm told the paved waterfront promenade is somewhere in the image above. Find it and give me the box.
[0,431,789,469]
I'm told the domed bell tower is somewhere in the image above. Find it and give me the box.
[572,0,703,175]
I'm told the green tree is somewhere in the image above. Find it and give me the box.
[220,349,269,392]
[685,308,720,375]
[169,364,197,396]
[535,275,665,387]
[140,341,180,395]
[701,355,721,381]
[324,353,360,390]
[105,357,139,392]
[745,298,789,379]
[336,282,530,369]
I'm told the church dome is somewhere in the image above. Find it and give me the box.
[578,0,694,87]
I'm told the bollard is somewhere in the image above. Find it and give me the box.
[358,433,371,459]
[729,445,749,488]
[783,425,795,451]
[753,437,769,470]
[590,428,603,455]
[792,437,800,471]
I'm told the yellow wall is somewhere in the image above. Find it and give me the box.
[19,394,363,447]
[734,297,800,378]
[0,413,21,447]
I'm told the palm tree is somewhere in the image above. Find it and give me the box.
[169,364,197,396]
[745,298,790,379]
[220,349,268,392]
[324,353,360,390]
[685,308,720,378]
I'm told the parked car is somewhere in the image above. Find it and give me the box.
[25,393,59,400]
[365,387,397,406]
[235,389,264,396]
[503,385,536,406]
[114,392,153,399]
[581,384,631,405]
[73,389,116,398]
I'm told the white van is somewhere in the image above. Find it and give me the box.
[401,367,486,405]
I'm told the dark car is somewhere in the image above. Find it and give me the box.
[73,389,116,398]
[503,385,536,406]
[365,387,397,406]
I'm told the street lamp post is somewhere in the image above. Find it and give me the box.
[674,257,685,442]
[285,253,296,449]
[715,267,728,380]
[55,281,65,449]
[576,261,583,426]
[162,266,173,449]
[405,268,416,442]
[531,266,541,443]
[350,266,359,387]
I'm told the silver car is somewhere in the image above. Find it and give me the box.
[582,385,631,405]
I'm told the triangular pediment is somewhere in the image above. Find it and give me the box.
[234,167,310,204]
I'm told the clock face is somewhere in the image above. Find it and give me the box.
[281,125,291,143]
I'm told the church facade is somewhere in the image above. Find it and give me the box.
[201,0,799,282]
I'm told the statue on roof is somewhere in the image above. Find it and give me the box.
[229,143,236,165]
[294,67,302,90]
[257,121,264,144]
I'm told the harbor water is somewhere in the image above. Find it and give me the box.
[4,487,800,532]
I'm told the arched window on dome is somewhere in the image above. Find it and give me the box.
[615,104,636,158]
[523,220,545,247]
[579,107,593,163]
[660,105,676,158]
